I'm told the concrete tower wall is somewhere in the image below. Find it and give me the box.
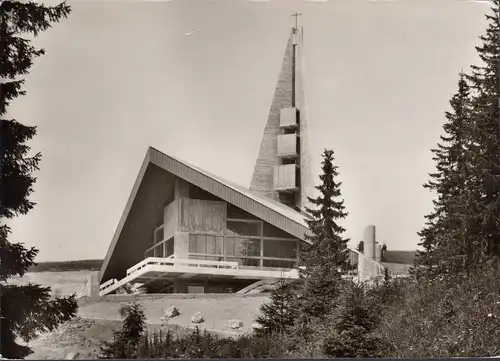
[363,225,376,260]
[294,26,313,211]
[250,25,312,212]
[250,31,294,200]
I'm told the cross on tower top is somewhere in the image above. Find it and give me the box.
[291,12,302,30]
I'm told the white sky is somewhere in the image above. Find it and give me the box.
[6,0,492,261]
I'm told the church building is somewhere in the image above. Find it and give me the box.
[98,20,385,296]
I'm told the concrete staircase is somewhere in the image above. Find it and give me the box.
[236,279,280,295]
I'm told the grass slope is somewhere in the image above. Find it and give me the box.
[78,294,268,335]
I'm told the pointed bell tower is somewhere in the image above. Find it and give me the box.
[250,15,312,213]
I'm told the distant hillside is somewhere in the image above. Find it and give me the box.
[28,259,103,272]
[382,250,417,265]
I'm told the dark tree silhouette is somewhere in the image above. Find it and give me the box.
[0,1,77,358]
[297,149,350,320]
[415,2,499,277]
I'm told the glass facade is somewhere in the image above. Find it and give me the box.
[146,203,299,271]
[226,221,261,237]
[189,234,224,254]
[187,218,299,270]
[224,237,260,257]
[263,222,294,239]
[263,259,296,269]
[263,239,297,259]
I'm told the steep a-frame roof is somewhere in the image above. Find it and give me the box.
[99,146,311,282]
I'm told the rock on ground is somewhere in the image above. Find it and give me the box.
[164,306,180,318]
[227,319,243,329]
[191,312,204,324]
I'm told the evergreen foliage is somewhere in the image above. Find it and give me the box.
[357,240,364,253]
[100,303,146,359]
[0,1,76,358]
[415,1,499,277]
[382,268,390,284]
[297,149,351,320]
[415,73,475,275]
[255,278,299,334]
[465,0,500,260]
[136,327,291,359]
[322,282,389,358]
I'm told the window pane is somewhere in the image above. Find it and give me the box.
[156,244,164,258]
[226,221,261,237]
[263,223,294,239]
[189,235,197,252]
[206,235,223,255]
[225,237,260,257]
[198,235,207,253]
[263,239,297,259]
[166,238,174,257]
[263,259,296,269]
[189,234,207,253]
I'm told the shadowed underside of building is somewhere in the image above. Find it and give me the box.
[97,22,385,297]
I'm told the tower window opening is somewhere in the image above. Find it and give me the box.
[281,158,295,166]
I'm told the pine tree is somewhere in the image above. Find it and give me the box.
[0,1,76,358]
[255,278,299,334]
[297,149,350,320]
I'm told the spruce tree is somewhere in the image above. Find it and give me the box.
[0,1,76,358]
[297,149,350,320]
[322,282,388,358]
[465,0,500,260]
[415,74,474,276]
[255,278,298,334]
[415,1,499,277]
[100,303,146,359]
